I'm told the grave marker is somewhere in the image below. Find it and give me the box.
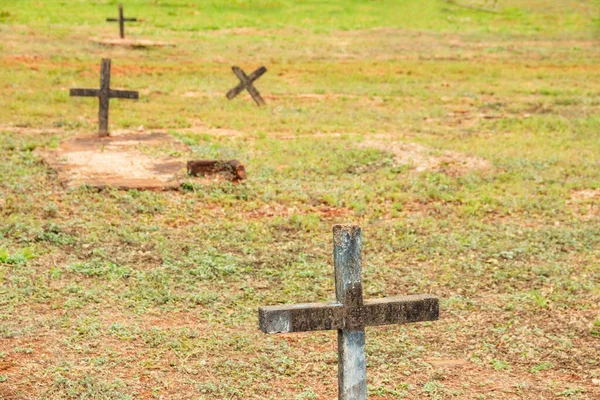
[226,66,267,106]
[259,224,439,400]
[106,4,137,39]
[70,59,139,137]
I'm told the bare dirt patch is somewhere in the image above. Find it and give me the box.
[570,189,600,202]
[247,204,351,220]
[568,189,600,220]
[360,139,491,177]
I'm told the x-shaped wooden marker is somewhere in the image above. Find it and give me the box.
[106,4,137,39]
[259,225,439,400]
[70,59,139,137]
[226,66,267,106]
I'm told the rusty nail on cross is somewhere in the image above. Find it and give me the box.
[259,225,440,400]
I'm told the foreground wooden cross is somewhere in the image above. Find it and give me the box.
[259,225,439,400]
[106,4,137,39]
[226,66,267,106]
[70,59,139,137]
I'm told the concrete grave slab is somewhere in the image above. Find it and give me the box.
[39,132,189,191]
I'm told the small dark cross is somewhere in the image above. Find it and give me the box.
[259,225,439,400]
[70,59,139,137]
[226,66,267,106]
[106,4,137,39]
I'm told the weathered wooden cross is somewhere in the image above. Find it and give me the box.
[226,66,267,106]
[106,4,137,39]
[259,225,439,400]
[70,58,139,137]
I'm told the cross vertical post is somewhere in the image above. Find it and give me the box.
[118,4,125,39]
[98,58,111,136]
[334,225,367,400]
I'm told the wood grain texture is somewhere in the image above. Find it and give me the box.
[333,224,366,400]
[258,294,438,333]
[338,329,366,400]
[363,294,439,326]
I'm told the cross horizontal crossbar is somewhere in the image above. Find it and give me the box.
[106,17,137,21]
[70,89,139,99]
[259,294,439,333]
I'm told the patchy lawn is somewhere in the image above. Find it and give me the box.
[0,1,599,399]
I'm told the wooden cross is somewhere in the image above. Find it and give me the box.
[106,4,137,39]
[259,225,439,400]
[70,59,139,137]
[226,66,267,106]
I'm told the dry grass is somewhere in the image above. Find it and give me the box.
[0,1,599,399]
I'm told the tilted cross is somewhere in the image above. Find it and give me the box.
[70,59,139,137]
[226,66,267,106]
[106,4,137,39]
[259,225,439,400]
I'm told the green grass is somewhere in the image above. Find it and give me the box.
[0,0,599,399]
[3,0,597,35]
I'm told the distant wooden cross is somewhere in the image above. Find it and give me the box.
[226,66,267,106]
[106,4,137,39]
[70,58,139,137]
[259,225,439,400]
